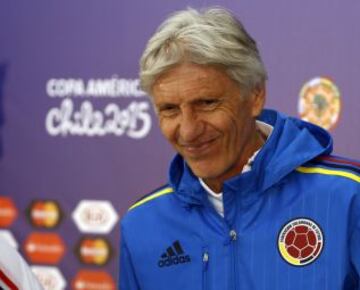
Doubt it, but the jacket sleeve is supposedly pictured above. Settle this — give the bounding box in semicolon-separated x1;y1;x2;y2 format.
119;223;141;290
350;193;360;284
350;226;360;267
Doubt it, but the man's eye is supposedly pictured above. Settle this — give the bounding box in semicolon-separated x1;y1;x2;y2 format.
199;99;219;109
161;105;177;111
158;105;178;116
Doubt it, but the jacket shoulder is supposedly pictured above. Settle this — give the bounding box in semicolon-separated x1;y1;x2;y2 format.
121;184;176;234
127;184;174;212
297;155;360;184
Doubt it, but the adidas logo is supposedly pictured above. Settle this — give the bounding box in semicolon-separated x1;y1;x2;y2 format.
158;240;191;268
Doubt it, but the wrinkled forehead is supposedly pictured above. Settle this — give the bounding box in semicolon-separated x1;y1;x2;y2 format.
151;63;236;95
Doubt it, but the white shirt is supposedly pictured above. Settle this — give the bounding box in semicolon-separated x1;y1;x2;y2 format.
0;238;44;290
199;121;273;217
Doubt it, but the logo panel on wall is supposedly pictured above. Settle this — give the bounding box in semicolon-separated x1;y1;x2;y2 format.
45;77;152;139
31;266;66;290
0;196;18;228
72;270;115;290
72;200;118;234
24;233;66;264
298;77;341;131
76;237;112;266
0;230;18;249
27;200;63;229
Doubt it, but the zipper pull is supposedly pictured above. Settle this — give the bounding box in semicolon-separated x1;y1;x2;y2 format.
229;229;237;241
202;251;209;271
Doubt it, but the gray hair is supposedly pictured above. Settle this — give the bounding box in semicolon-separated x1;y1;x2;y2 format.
140;7;268;97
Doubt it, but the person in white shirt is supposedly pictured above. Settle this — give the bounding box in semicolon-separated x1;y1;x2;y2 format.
0;237;43;290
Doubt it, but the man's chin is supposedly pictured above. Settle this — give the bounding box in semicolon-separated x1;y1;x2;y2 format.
186;162;220;180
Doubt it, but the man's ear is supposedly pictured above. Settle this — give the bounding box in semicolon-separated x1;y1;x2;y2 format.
251;85;266;117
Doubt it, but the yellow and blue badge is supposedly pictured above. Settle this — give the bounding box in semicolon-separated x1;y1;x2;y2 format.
278;218;324;266
298;77;341;131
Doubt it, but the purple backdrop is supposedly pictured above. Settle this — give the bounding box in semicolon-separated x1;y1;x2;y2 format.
0;1;359;289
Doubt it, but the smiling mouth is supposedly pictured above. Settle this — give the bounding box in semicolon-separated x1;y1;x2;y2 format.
180;138;218;156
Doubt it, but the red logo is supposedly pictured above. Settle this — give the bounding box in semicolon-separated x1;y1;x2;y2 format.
76;237;112;266
72;270;115;290
24;233;66;264
27;200;62;228
0;196;18;228
278;218;324;266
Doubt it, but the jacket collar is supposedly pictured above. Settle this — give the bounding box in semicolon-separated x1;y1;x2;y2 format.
168;109;333;206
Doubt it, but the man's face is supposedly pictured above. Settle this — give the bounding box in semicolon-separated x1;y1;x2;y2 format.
152;63;264;188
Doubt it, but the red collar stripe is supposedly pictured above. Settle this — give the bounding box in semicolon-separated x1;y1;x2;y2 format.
0;270;19;290
318;156;360;167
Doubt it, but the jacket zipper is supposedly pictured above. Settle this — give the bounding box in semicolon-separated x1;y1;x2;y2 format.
229;229;237;290
202;249;209;290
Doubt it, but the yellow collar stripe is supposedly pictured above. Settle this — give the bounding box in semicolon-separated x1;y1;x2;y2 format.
129;187;174;211
296;166;360;183
130;166;360;211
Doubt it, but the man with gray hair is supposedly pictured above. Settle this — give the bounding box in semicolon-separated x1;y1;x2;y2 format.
120;7;360;290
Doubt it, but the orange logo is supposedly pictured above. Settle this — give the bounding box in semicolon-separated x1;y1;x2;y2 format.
0;196;18;228
72;270;115;290
24;233;66;264
298;77;341;131
76;237;112;266
27;200;62;228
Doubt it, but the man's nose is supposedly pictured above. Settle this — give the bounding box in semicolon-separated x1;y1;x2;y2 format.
178;108;204;143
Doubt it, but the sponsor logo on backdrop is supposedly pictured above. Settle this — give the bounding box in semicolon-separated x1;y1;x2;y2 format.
0;196;18;228
72;270;115;290
0;230;18;249
27;200;63;229
76;237;112;266
24;233;66;264
298;77;341;130
31;266;66;290
72;200;118;234
45;77;151;138
278;218;324;266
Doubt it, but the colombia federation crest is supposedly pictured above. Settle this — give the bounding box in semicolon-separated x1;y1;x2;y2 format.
278;218;324;266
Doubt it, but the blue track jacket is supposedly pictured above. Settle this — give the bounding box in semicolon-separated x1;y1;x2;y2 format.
120;109;360;290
